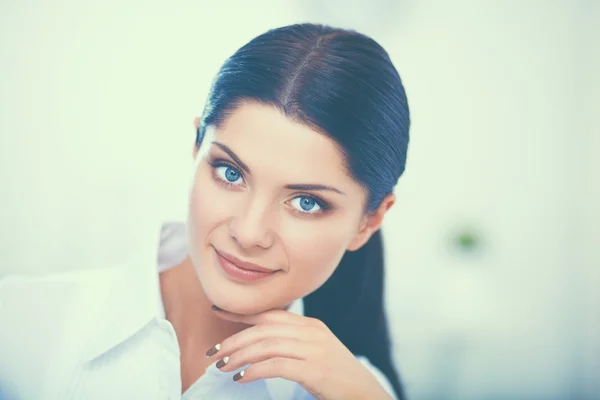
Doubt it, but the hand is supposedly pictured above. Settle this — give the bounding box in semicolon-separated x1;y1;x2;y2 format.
205;307;394;400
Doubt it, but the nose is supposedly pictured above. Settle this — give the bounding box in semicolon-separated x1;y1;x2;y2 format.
228;196;275;250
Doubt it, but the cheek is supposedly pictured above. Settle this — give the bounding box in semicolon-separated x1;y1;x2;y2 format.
281;217;356;292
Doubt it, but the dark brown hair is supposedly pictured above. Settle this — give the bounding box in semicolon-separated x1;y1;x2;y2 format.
196;23;410;399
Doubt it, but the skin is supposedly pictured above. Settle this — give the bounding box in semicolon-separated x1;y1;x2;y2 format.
160;101;395;399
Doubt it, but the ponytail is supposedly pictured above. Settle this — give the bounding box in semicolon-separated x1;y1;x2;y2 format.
303;230;405;400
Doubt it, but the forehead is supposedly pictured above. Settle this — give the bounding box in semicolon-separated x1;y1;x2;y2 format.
209;102;353;185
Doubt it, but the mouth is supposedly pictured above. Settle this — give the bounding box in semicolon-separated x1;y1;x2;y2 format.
213;248;280;283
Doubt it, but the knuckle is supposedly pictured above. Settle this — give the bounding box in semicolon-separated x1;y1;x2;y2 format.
309;342;328;358
270;357;289;373
305;323;330;341
310;325;329;340
252;323;276;340
220;337;235;352
308;317;327;329
254;324;270;334
263;337;285;350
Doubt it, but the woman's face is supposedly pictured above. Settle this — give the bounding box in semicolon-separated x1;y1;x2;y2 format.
187;102;379;314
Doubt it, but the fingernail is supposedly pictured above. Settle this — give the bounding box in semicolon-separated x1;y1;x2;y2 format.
211;305;222;311
216;356;229;369
233;370;245;381
206;343;220;357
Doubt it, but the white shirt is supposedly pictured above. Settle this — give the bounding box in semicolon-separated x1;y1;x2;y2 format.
0;222;396;399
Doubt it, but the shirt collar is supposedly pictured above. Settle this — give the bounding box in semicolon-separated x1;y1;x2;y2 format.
82;221;305;363
82;222;164;363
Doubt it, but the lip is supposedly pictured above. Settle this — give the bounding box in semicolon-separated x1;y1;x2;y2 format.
214;248;279;282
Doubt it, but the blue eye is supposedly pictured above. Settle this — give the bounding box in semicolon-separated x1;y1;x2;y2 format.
290;196;322;214
224;167;240;182
215;165;243;185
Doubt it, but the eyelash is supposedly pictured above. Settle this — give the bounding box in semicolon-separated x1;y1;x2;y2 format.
208;158;245;189
207;157;332;217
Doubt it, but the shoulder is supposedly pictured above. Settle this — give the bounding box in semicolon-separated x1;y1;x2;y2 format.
0;219;170;359
0;266;117;287
0;267;120;310
0;267;120;349
0;267;118;315
0;268;120;398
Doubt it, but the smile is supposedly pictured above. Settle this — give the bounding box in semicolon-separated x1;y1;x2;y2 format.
213;248;280;283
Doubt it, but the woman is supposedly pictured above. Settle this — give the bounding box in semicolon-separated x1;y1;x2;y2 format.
0;23;410;399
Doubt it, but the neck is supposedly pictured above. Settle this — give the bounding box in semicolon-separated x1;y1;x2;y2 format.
159;257;247;358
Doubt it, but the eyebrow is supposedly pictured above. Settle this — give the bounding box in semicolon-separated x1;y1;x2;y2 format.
211;141;347;196
284;184;346;196
211;142;250;174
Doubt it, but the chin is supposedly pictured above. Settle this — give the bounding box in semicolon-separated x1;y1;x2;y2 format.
198;277;269;314
210;293;273;315
197;256;287;315
207;281;296;315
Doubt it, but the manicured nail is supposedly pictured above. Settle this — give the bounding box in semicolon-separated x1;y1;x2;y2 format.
211;305;222;311
216;356;229;369
206;343;220;357
233;370;245;381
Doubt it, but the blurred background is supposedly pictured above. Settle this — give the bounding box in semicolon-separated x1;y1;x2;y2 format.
1;0;598;399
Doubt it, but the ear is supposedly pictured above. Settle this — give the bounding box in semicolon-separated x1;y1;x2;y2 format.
347;193;396;251
192;117;201;159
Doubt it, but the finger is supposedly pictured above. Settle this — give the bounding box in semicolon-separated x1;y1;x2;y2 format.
193;117;200;130
208;323;319;360
234;357;323;391
212;306;323;327
217;337;317;373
